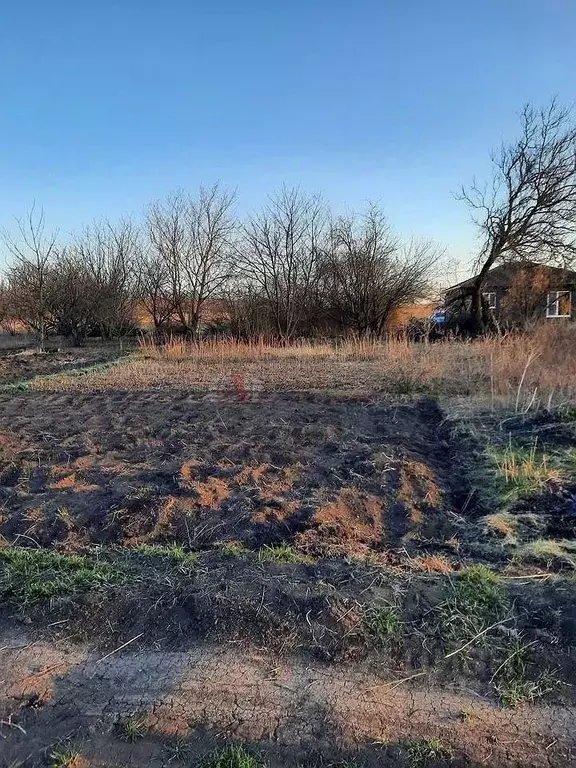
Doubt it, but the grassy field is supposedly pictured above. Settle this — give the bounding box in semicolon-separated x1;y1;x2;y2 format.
0;326;575;767
20;324;575;408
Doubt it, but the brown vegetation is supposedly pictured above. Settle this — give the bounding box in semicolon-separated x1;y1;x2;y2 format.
28;325;576;412
296;488;385;556
0;190;442;346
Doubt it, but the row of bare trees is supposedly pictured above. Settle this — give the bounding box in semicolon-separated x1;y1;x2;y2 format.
0;188;442;346
1;209;139;347
5;98;573;345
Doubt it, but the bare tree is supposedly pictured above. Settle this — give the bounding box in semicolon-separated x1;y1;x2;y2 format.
222;283;273;338
76;218;139;338
1;204;57;350
459;101;576;333
239;187;327;340
135;248;176;331
0;279;19;335
320;205;441;335
147;184;236;335
45;248;98;345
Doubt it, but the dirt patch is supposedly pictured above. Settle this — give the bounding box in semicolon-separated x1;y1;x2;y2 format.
398;460;442;525
1;634;574;767
413;554;454;573
0;392;466;558
296;488;384;556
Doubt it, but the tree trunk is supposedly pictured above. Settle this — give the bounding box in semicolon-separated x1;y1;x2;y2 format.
470;278;485;335
39;318;46;352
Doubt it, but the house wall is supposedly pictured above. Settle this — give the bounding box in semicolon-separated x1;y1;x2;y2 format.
487;282;576;323
445;265;576;326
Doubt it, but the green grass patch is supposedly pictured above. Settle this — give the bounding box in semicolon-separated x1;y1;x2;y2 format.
198;745;264;768
0;547;122;604
0;357;135;393
553;404;576;423
257;544;311;564
494;668;559;707
61;361;124;378
221;542;251;558
515;539;576;570
131;543;198;573
491;641;559;706
48;744;82;768
489;443;576;504
163;739;194;763
0;380;31;392
453;565;504;615
363;605;403;640
489;445;556;501
436;565;507;647
115;712;149;742
404;738;453;766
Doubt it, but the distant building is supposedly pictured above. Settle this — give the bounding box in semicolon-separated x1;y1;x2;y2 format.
444;262;576;325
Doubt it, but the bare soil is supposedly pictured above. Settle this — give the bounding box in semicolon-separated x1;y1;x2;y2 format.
0;391;467;557
1;385;575;767
1;632;575;768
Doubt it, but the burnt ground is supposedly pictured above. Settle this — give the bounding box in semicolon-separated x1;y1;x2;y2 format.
0;390;575;766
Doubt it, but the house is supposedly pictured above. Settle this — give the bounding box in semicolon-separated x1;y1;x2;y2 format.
444;262;576;326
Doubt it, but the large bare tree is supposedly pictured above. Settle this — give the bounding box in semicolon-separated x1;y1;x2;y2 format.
1;204;58;350
239;187;327;339
460;101;576;332
146;184;236;335
45;248;98;345
320;205;441;335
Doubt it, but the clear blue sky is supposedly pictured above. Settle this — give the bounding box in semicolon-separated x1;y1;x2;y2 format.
1;0;575;273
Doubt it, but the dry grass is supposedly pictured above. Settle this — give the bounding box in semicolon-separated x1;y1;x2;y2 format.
517;539;576;569
138;335;383;361
484;514;516;538
490;445;560;501
30;324;576;407
413;554;454;573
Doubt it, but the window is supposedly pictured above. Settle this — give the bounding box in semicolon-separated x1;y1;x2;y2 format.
546;291;572;318
483;291;497;309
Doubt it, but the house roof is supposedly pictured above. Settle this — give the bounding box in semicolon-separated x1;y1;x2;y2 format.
445;261;576;293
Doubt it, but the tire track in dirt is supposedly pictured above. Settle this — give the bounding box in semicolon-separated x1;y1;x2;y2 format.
1;635;574;767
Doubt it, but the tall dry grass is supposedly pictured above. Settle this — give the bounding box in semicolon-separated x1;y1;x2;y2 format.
138;335;383;362
33;324;576;408
379;323;576;407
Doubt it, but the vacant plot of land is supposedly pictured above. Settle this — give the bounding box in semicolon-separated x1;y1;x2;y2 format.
0;337;575;767
0;391;464;557
28;326;576;406
2;634;574;768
